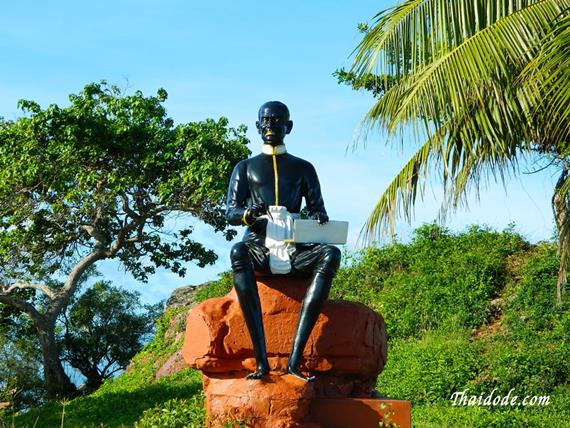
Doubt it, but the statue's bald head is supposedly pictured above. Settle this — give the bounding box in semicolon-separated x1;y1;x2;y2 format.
258;101;290;122
256;101;293;145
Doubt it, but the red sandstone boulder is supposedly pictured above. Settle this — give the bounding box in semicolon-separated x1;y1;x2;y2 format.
203;374;318;428
182;276;387;381
202;373;411;428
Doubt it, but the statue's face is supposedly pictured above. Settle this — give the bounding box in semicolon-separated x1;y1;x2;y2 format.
256;102;293;145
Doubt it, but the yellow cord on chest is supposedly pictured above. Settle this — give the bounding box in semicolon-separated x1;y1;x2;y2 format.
262;144;286;207
272;154;279;206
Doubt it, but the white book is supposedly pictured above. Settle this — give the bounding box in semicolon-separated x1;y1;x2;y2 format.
288;220;349;244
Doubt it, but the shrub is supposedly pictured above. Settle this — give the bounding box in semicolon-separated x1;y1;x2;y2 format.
377;330;481;404
333;224;529;339
196;272;233;302
504;242;570;341
134;395;206;428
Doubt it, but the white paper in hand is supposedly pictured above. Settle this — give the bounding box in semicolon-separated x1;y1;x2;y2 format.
291;220;348;244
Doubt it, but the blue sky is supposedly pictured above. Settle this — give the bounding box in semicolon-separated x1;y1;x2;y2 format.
0;1;557;303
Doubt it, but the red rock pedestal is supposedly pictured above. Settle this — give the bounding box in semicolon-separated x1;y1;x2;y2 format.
182;275;408;427
203;374;316;428
310;398;411;428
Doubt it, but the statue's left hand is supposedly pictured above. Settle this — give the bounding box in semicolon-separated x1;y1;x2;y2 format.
311;211;329;225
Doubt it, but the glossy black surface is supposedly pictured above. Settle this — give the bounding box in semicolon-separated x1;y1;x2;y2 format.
226;101;340;381
226;152;326;243
256;101;292;145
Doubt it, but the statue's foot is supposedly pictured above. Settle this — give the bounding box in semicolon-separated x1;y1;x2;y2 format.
246;365;270;380
286;365;315;382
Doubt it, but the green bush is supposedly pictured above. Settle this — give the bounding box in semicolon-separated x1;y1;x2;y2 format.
413;398;570;428
333;224;529;339
377;330;481;404
134;395;205;428
195;272;233;302
468;338;570;395
504;243;570;341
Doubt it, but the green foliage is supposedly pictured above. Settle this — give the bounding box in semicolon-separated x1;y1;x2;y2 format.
412;387;570;428
0;333;44;412
6;369;204;428
0;81;250;283
335;225;569;425
504;243;570;339
0;304;44;411
377;330;481;403
333;224;528;338
195;272;233;303
333;68;397;98
58;281;164;392
467;242;570;396
135;395;206;428
471;338;570;395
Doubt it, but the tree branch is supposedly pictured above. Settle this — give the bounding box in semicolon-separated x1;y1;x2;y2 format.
51;250;107;317
100;356;118;377
120;192;140;220
1;281;56;300
0;293;42;321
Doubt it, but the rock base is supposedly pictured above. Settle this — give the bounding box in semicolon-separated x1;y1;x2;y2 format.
182;276;387;379
203;374;316;428
183;275;396;427
203;373;411;428
310;397;411;428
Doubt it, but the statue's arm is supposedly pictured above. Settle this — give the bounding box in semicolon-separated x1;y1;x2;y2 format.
303;162;327;218
225;161;250;226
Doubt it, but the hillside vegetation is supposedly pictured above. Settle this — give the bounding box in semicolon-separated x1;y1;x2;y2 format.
3;224;569;427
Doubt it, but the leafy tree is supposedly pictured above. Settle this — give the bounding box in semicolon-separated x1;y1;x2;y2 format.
0;315;44;411
0;82;250;398
59;281;163;393
342;0;570;301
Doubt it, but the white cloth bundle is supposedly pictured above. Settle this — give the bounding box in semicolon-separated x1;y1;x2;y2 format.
264;206;298;274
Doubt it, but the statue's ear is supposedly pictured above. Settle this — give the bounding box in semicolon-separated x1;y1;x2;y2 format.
286;120;293;134
255;120;262;134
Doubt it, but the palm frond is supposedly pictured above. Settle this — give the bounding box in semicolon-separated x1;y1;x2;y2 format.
353;0;555;77
360;132;440;242
521;11;570;147
362;82;525;241
367;0;566;138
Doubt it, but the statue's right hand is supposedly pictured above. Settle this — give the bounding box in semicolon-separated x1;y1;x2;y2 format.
248;202;269;220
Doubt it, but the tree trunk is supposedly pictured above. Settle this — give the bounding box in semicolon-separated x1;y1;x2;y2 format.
553;166;569;305
82;371;105;395
35;318;77;399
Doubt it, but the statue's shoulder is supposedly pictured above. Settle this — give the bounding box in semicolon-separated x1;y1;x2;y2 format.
284;153;316;173
242;153;266;168
235;154;262;169
284;153;313;167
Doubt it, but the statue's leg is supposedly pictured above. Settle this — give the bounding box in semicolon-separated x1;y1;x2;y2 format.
287;245;341;381
230;241;270;380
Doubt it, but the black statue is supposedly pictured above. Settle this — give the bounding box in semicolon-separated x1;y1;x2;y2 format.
226;101;341;381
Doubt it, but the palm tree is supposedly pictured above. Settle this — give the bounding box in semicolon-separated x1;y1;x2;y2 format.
350;0;570;302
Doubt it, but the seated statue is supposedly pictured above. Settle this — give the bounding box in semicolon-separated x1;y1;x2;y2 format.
226;101;341;381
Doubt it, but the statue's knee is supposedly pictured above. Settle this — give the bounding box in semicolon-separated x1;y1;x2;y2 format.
230;242;252;272
322;245;341;270
230;242;249;262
